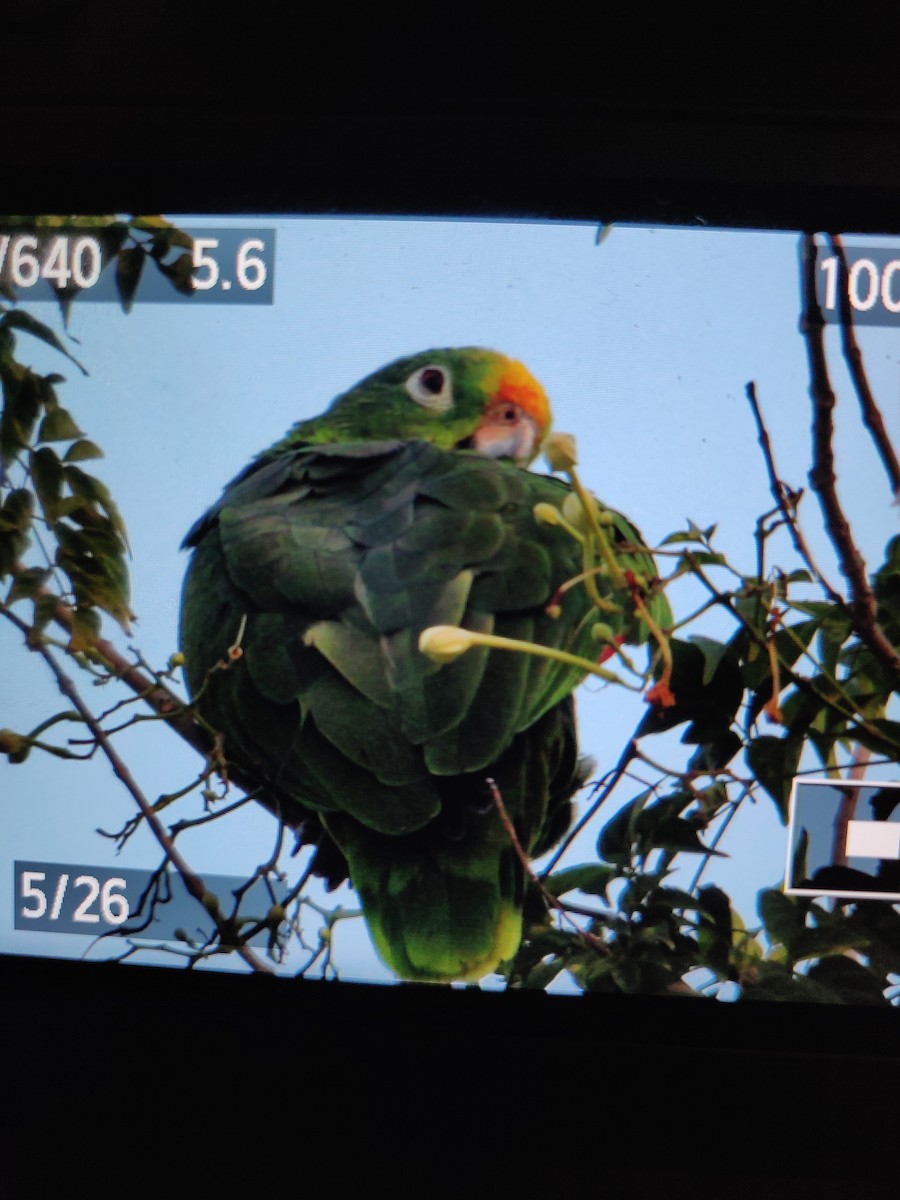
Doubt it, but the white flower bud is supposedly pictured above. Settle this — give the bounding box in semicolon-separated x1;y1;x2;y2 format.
418;625;478;663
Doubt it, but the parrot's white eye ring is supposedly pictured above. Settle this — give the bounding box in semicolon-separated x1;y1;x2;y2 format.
405;364;454;414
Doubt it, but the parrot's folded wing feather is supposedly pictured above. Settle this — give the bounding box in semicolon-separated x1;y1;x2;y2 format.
181;440;595;818
180;437;659;979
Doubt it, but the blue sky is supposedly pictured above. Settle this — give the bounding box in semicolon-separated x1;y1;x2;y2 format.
2;216;898;986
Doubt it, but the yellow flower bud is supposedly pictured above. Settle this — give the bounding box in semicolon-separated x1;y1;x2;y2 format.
543;432;578;472
0;729;27;761
532;502;562;525
562;491;600;532
591;622;615;642
418;625;478;663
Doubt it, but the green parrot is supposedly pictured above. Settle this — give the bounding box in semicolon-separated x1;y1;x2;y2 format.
179;348;667;982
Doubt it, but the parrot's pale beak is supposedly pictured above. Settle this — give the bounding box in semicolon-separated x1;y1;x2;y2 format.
469;402;541;463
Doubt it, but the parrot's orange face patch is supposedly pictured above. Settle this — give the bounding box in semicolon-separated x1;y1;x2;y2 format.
494;358;551;436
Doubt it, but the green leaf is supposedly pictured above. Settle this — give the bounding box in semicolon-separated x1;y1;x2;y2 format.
847;904;900;978
746;735;802;821
743;961;837;1003
687;730;743;771
661;531;702;545
544;864;616;898
115;245;145;314
1;488;35;532
742;618;819;693
817;613;855;678
695;885;733;977
791;923;870;963
758;888;805;955
156;250;195;295
38;407;83;443
0;310;87;375
678;550;727;568
63;465;129;546
567;953;619;993
688;635;729;686
637;636;745;744
59;542;131;629
6;566;50;604
32;592;58;635
63;439;104;462
638;813;725;856
597;789;652;864
806;956;888;1005
130;215;170;231
130;217;193;251
67;606;101;652
521;959;565;990
849;718;900;758
790;600;842;620
29;446;64;521
0;366;42;465
648;886;707;911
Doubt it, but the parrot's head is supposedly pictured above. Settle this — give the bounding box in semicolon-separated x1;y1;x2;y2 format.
288;348;552;464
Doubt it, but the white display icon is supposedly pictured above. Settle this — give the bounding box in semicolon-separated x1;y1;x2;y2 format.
845;820;900;861
786;777;900;901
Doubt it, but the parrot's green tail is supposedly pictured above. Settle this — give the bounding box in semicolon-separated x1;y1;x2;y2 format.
326;810;526;982
321;702;583;983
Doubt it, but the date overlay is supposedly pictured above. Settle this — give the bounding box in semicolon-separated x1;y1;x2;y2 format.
14;860;287;945
0;227;275;306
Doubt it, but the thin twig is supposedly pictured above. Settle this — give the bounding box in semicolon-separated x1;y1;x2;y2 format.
745;381;843;604
800;234;900;676
828;234;900;501
487;777;608;957
8;563;210;749
831;743;874;868
540;731;640;876
168;792;255;834
4;606;274;975
685;552;900;755
7;562;298;822
687;790;748;895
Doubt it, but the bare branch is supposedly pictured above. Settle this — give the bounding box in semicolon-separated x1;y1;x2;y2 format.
800;234;900;676
539;732;640;876
828;234;900;502
745;381;843;604
7;562;302;824
487;777;608;958
685;552;900;756
3;606;274;975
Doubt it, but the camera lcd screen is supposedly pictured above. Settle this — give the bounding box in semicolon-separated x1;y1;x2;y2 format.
1;214;898;1003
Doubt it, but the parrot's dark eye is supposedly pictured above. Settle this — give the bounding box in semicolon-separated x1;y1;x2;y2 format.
405;364;454;414
421;368;444;394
